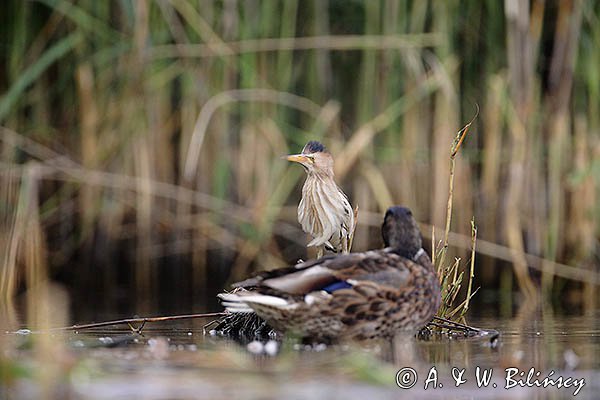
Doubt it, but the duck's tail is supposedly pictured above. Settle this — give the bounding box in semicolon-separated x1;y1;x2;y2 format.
218;290;292;314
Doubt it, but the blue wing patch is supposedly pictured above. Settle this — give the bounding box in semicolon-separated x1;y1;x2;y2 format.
322;280;352;293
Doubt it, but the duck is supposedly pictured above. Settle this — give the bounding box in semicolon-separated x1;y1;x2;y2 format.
218;206;441;341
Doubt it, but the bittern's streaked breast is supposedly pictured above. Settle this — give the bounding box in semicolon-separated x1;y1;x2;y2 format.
286;141;354;256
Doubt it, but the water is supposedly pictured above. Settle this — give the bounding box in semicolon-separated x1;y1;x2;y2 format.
4;308;599;399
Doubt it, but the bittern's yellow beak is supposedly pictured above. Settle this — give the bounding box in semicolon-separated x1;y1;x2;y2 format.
284;154;310;163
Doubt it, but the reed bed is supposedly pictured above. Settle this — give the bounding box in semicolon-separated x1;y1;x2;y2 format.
1;1;599;320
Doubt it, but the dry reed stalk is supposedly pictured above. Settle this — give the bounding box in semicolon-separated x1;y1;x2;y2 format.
356;1;380;126
192;212;208;308
429;1;458;233
175;72;205;301
395;43;427;207
431;225;437;266
436;257;462;319
30;283;70;398
0;166;21;305
275;0;298;91
347;205;359;253
543;116;568;296
379;0;397;114
238;124;256;203
352;178;371;251
134;136;155;312
148;34;442;60
436;109;476;272
18;165;49;327
463;218;477;315
75;63;99;236
454;157;474;247
504;0;538;301
427;96;478;321
254;120;279;206
569;116;597;312
479;75;504;283
312;0;333;99
131;0;155;313
16;311;226;332
541;0;583;295
156;1;191;47
566;116;592;260
134;139;154;312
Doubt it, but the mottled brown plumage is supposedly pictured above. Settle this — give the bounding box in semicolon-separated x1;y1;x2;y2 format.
219;206;441;340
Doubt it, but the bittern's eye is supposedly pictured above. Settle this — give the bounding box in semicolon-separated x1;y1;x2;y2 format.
308;156;315;163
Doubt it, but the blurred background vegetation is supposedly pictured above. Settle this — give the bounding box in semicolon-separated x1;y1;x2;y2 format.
1;0;599;324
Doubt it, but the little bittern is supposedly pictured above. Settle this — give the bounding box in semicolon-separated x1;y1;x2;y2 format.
286;141;354;257
219;206;441;340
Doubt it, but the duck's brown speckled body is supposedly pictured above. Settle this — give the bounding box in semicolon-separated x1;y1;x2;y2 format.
219;206;440;340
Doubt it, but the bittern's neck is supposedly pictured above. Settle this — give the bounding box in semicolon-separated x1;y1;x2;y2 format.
307;169;335;180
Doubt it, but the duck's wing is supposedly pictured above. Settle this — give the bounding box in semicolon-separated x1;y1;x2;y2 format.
233;249;412;296
232;254;338;289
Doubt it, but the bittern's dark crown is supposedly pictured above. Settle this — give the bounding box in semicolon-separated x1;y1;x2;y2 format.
302;141;327;154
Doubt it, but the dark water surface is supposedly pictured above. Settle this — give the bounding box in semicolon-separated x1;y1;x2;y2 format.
4;307;600;399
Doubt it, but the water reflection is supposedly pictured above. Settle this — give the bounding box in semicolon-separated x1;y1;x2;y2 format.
3;303;600;399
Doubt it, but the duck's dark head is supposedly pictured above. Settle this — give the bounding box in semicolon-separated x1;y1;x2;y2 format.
382;206;422;258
